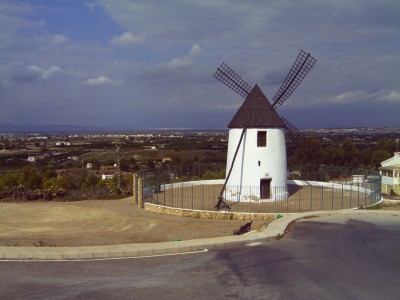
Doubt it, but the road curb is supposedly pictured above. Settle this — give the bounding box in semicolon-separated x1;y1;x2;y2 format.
1;209;398;261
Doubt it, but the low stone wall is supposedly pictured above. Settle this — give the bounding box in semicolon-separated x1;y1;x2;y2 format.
144;203;280;221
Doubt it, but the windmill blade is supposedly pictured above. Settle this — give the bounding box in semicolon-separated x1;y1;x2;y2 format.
281;116;305;143
214;62;252;98
272;50;317;108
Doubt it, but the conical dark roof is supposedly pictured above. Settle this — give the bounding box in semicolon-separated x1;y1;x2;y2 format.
228;84;285;128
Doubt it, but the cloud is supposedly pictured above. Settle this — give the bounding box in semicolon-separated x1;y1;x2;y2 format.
189;44;203;57
380;91;400;102
0;1;43;48
84;2;100;10
22;65;62;80
166;57;192;69
213;103;241;111
0;1;33;14
331;90;367;104
166;44;204;69
50;34;68;45
82;75;122;86
111;31;140;46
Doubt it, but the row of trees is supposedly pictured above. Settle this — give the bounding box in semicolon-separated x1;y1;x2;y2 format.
288;138;396;168
0;166;132;201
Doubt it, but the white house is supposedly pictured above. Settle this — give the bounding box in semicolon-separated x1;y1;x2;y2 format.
224;84;288;201
27;156;36;163
380;152;400;195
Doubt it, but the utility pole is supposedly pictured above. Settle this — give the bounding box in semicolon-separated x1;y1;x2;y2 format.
114;143;122;190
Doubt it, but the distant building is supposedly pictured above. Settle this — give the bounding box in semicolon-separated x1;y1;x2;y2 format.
56;141;71;146
380;152;400;195
142;146;157;150
27;156;36;162
67;156;79;161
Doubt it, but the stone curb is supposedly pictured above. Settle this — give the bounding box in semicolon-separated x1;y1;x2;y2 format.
0;209;398;261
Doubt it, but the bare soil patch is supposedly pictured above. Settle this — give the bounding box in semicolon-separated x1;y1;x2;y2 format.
0;197;268;247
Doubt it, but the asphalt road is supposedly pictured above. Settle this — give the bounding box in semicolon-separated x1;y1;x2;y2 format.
1;213;399;300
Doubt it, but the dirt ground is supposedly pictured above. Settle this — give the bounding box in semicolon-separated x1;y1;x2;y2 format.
0;197;267;247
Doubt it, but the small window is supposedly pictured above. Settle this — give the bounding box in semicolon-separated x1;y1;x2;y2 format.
257;131;267;147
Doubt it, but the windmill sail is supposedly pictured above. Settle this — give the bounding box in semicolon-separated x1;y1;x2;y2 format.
214;51;316;146
213;63;252;98
272;50;316;108
280;116;305;142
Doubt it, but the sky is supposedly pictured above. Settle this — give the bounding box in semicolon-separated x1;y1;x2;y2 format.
0;0;399;130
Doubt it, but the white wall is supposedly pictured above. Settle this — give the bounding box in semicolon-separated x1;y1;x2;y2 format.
225;128;287;200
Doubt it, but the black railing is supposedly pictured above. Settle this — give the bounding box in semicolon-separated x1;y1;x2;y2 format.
136;164;382;213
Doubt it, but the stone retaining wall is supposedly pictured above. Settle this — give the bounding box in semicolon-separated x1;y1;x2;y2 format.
144;203;280;221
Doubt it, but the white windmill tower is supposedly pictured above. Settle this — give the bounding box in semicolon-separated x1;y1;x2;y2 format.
214;50;316;208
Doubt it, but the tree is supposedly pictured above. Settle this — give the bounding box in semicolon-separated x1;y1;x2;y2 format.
376;139;396;153
42;168;57;179
18;166;42;190
289;139;326;166
0;171;18;191
83;173;101;197
65;170;86;199
341;139;359;167
359;148;373;167
42;176;68;190
372;149;391;168
325;147;344;166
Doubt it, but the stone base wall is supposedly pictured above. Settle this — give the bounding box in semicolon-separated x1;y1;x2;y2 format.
144;203;280;220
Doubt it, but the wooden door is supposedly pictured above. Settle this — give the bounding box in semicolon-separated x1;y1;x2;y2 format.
260;178;271;199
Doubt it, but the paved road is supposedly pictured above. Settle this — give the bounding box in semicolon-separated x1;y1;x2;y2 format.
1;213;399;299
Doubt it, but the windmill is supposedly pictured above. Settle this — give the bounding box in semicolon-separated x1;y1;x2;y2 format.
214;50;316;209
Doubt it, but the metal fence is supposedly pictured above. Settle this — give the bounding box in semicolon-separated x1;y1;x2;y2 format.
137;163;226;188
135;164;382;213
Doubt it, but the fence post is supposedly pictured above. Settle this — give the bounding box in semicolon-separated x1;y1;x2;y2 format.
181;182;184;208
364;183;367;208
201;184;204;210
163;182;166;206
298;185;301;211
350;184;352;208
133;174;138;204
321;185;324;210
341;184;344;209
286;187;289;213
171;183;174;207
138;178;143;208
